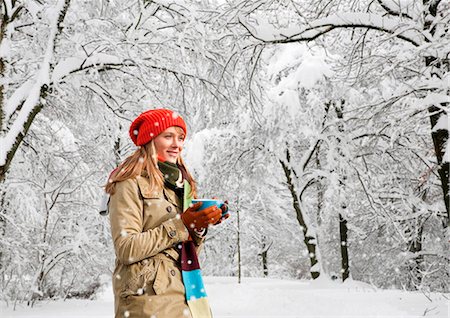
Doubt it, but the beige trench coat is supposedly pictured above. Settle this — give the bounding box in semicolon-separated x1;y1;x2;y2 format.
109;174;204;318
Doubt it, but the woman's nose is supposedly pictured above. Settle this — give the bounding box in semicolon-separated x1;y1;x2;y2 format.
171;137;182;147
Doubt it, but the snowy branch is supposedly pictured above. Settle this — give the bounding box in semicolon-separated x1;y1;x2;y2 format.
0;0;70;175
0;1;25;132
3;79;34;120
50;53;218;88
240;12;431;47
376;0;414;19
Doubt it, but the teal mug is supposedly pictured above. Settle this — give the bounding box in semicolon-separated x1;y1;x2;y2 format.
192;199;229;217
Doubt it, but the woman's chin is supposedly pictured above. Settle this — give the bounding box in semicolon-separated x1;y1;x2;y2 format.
165;157;178;163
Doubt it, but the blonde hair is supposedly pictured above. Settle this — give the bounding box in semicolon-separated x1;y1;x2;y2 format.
105;140;197;197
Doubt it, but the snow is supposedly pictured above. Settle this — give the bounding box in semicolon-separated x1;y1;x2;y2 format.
50;120;78;152
421;93;450;110
3;0;12;15
1;277;448;317
24;0;43;19
0;22;12;59
267;43;333;90
264;43;334;125
184;128;237;182
432;113;449;132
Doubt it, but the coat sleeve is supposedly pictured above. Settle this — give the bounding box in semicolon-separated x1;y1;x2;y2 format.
109;178;189;265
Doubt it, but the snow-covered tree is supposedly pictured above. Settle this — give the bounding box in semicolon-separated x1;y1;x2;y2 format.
206;0;449;289
235;0;449;221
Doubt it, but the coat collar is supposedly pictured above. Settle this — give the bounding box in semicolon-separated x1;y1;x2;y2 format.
163;187;182;208
136;174;181;208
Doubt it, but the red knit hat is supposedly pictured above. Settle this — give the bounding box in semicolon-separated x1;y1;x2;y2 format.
129;109;187;146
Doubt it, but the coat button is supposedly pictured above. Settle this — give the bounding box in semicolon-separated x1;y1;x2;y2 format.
170;269;176;276
168;230;176;238
166;206;173;213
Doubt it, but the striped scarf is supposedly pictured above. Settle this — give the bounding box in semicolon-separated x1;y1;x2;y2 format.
182;180;212;318
181;240;212;317
158;161;212;317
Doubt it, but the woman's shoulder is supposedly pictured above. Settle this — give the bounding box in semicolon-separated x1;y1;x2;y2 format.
112;174;163;199
111;177;140;196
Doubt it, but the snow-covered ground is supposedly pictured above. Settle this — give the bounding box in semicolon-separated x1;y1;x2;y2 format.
2;276;448;317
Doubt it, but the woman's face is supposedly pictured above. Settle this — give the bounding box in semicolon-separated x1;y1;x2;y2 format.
153;126;185;163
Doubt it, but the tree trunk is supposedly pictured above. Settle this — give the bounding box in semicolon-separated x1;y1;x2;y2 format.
407;217;424;290
261;249;268;277
423;0;449;223
114;135;122;166
404;187;428;289
259;235;272;277
339;214;349;281
0;3;7;133
428;103;449;223
0;187;7;272
334;100;350;281
280;148;320;279
237;195;242;284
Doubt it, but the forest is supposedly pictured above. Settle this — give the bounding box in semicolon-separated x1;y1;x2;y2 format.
0;0;448;305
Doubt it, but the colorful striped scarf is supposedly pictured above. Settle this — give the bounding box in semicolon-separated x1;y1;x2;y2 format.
181;241;212;317
182;180;212;318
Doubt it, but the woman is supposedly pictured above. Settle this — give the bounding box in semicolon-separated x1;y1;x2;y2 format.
105;108;227;318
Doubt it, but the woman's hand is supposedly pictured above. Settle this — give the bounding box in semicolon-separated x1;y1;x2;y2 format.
181;202;222;232
214;200;230;225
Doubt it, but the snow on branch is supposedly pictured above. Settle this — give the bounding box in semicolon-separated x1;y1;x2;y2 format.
51;53;123;83
0;0;69;167
420;93;450;110
6;52;216;128
4;54;125;127
240;12;430;47
3;80;34;120
3;0;13;16
52;53;216;87
376;0;414;19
